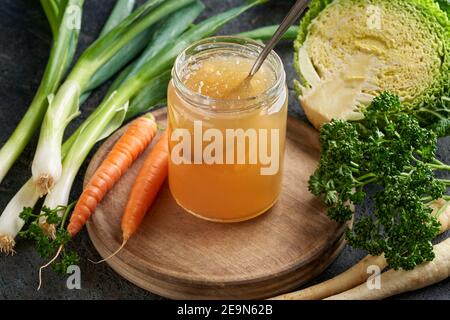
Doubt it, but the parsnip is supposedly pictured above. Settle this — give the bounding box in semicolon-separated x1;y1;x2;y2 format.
270;199;450;300
269;254;387;300
433;199;450;234
325;238;450;300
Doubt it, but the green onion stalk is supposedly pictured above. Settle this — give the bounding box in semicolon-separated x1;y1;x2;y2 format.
40;0;63;37
0;0;83;185
99;0;136;36
38;94;130;237
79;0;206;131
0;0;265;254
0;0;136;254
236;25;298;41
31;0;195;196
0;0;139;186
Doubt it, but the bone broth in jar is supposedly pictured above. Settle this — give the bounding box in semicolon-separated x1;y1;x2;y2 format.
167;36;288;222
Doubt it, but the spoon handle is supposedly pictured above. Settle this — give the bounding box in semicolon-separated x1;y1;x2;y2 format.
249;0;311;76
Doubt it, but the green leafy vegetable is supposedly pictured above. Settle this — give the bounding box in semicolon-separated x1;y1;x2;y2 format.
310;92;450;270
19;204;79;275
294;0;450;129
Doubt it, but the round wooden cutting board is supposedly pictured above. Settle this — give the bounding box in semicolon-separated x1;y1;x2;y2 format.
86;108;346;300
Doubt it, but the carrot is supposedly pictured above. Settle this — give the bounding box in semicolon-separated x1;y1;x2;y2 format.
67;113;158;237
270;199;450;300
122;129;169;241
93;130;168;264
326;237;450;300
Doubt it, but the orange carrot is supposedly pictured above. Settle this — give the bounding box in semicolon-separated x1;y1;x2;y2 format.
92;130;169;264
68;113;158;237
122;130;169;241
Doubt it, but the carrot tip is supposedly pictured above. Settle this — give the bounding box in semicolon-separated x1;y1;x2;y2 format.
89;239;127;264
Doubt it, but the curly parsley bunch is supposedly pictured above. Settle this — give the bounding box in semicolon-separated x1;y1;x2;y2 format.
309;92;450;270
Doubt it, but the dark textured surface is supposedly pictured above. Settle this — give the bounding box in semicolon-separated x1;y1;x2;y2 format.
0;0;448;300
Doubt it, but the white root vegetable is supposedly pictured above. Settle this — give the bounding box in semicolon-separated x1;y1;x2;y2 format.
37;94;127;237
326;238;450;300
0;179;40;254
269;254;387;300
432;199;450;234
37;171;73;239
32;81;80;195
298;50;378;129
270;199;450;300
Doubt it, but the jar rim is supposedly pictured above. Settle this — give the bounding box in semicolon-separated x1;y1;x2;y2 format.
172;36;286;113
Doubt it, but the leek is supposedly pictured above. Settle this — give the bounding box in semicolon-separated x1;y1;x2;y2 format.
0;0;136;253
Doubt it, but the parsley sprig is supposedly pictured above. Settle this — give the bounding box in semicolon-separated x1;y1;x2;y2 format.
310;92;450;270
19;204;79;275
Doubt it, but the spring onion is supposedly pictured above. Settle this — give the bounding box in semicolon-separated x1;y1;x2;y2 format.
38;94;128;236
0;0;83;185
99;0;136;36
31;0;195;195
40;0;63;37
0;0;136;253
237;25;298;41
79;0;140;103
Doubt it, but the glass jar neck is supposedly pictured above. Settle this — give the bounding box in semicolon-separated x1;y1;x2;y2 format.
172;36;286;114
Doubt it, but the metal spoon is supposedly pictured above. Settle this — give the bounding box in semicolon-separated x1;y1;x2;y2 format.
249;0;311;77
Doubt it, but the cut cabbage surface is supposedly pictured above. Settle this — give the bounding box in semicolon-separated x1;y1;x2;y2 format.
294;0;450;129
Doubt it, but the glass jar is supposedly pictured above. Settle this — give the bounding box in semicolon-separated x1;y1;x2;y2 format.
167;36;288;222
